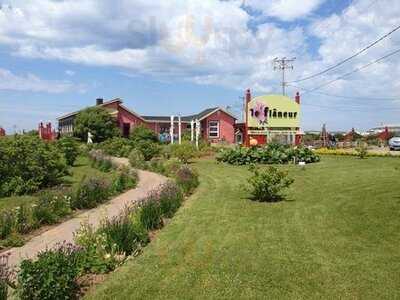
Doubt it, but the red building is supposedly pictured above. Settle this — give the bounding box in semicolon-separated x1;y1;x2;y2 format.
57;98;237;143
0;127;5;137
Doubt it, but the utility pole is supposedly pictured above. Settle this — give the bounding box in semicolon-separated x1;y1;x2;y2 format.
273;57;295;96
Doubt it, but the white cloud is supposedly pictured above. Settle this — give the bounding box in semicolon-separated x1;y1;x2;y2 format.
0;0;400;130
245;0;324;21
65;70;75;76
0;68;84;93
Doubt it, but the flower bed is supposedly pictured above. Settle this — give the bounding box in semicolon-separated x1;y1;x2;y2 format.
314;147;399;157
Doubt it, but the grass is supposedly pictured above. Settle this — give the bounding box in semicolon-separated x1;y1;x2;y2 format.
86;156;400;299
0;156;109;212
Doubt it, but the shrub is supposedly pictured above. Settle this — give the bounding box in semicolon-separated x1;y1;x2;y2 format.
356;144;368;159
216;144;320;165
74;222;119;274
0;135;67;197
17;242;82;300
14;204;35;234
73;107;120;143
0;212;14;240
138;198;163;230
163;158;183;177
158;182;183;218
135;140;161;161
98;213;148;256
146;158;166;174
97;137;134;157
130;125;158;143
168;142;197;163
33;192;72;225
111;168;137;194
72;176;111;209
248;166;294;202
128;149;146;169
57;137;80;166
174;165;199;195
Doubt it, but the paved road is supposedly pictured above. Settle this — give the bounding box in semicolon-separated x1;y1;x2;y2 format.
6;157;167;267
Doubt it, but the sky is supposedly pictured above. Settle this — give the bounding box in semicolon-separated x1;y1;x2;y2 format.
0;0;399;133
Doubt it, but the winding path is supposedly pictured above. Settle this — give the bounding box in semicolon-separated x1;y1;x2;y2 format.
6;157;167;267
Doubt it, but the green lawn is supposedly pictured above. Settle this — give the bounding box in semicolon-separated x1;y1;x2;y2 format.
86;156;400;299
0;156;108;212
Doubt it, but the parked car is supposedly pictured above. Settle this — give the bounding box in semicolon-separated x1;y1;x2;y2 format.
389;137;400;151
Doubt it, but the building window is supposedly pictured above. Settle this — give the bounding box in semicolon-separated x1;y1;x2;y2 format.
208;121;219;138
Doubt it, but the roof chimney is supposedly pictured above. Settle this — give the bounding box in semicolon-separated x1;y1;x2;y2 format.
96;98;104;106
295;92;300;104
245;89;251;104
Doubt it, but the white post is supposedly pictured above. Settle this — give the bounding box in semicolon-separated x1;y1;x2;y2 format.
195;119;200;149
170;115;174;144
178;115;182;145
191;119;195;142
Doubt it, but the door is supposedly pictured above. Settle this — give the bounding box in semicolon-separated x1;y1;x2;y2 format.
123;123;130;138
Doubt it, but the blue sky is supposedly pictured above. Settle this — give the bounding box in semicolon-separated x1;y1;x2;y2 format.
0;0;399;133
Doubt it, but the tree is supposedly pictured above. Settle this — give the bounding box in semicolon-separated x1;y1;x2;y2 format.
74;107;119;143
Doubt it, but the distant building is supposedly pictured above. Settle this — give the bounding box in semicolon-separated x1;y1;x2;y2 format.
367;124;400;135
0;127;5;137
57;98;237;144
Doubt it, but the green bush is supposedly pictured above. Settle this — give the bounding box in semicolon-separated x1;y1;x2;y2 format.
72;177;111;209
356;144;368;159
128;149;146;169
111;168;137;194
33;192;72;225
0;135;67;197
98;213;148;256
138;198;163;230
18;243;82;300
146;158;166;174
130;125;158;143
168;142;197;163
135;140;161;161
73;107;120;143
174;165;199;195
248;166;294;202
216;144;320;165
15;204;35;234
74;222;119;274
97;137;134;157
158;182;183;218
163;158;183;177
57;137;80;166
0;212;13;240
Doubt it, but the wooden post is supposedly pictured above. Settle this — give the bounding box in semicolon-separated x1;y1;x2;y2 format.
170;115;174;144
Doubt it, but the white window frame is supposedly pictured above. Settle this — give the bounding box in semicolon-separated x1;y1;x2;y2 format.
208;120;219;139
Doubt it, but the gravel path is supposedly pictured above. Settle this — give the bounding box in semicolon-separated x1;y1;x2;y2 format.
6;157;167;267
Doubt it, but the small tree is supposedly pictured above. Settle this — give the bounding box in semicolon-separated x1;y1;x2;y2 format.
74;107;119;143
57;137;79;166
355;143;368;159
248;166;294;202
130;125;158;143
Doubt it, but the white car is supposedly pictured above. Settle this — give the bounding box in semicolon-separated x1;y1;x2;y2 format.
389;137;400;151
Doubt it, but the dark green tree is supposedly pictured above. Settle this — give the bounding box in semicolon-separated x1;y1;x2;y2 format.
74;107;119;143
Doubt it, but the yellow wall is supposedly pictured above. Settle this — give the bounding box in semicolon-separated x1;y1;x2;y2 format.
247;94;300;129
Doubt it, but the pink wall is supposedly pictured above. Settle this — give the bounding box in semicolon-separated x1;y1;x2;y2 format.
117;106;146;131
201;110;235;143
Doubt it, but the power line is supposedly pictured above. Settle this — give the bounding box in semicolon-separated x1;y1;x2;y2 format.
288;23;400;84
287;84;400;101
302;47;400;93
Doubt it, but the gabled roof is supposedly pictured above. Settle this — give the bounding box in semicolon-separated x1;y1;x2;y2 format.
142;107;237;123
57;98;123;120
